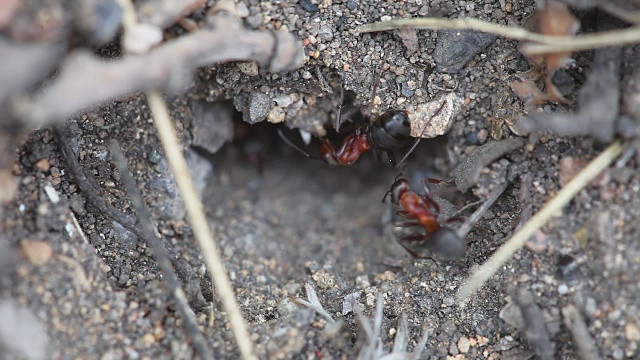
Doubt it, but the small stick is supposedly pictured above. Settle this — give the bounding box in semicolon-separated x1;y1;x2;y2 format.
456;181;509;240
357;18;640;54
458;140;628;304
108;140;213;360
562;304;601;360
54;125;138;232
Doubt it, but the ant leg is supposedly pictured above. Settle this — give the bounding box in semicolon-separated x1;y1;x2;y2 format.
393;221;421;228
396;210;417;219
387;151;398;168
334;83;345;132
399;233;429;243
399;243;426;259
278;129;322;160
420;179;441;213
424;178;454;186
374;149;384;164
445;216;466;224
382;189;391;203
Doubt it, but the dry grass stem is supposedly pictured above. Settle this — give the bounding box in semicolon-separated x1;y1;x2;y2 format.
292;283;335;322
458;140;628;305
357;17;640;54
147;92;257;360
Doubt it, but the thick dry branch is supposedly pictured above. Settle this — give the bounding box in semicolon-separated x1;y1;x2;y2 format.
21;11;304;127
135;0;206;28
0;39;65;106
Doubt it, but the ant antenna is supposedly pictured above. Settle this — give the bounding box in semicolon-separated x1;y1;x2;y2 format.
396;100;448;167
334;85;345;132
278;129;320;160
381;172;405;203
367;71;381;125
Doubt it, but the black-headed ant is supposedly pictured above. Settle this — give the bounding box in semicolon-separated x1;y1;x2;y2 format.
279;73;447;167
384;175;466;259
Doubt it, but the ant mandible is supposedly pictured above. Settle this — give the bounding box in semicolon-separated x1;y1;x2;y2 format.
279;73;448;168
383;175;466;259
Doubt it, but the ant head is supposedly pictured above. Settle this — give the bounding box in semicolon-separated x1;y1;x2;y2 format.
387;178;410;205
380;110;411;138
429;228;466;259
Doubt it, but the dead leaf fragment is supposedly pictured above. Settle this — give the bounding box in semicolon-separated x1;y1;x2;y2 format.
21;240;53;266
510;79;550;106
521;1;580;105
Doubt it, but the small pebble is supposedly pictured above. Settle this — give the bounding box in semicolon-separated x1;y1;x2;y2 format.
557;284;569;295
299;0;319;13
21;240;53;266
457;336;471;353
236;2;250;17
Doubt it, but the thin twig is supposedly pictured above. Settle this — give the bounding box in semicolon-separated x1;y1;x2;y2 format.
456;181;509;240
108;140;212;360
54;124;138;231
357;17;640;54
147;92;257;360
458;140;628;305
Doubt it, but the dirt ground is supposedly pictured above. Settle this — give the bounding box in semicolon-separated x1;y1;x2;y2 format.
2;0;640;359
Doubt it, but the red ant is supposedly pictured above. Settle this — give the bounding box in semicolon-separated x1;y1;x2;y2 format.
279;75;447;167
383;175;466;259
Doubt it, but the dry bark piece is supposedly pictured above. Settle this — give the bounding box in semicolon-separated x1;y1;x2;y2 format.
453;138;526;192
20;12;305;127
0;0;20;29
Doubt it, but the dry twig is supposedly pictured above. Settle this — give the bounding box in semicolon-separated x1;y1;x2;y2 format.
19;10;304;128
357;17;640;54
458;140;628;304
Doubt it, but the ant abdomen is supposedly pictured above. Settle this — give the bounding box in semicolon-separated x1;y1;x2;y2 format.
425;228;466;259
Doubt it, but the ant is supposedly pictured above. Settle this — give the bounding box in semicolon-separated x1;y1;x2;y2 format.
279;73;447;167
383;175;466;259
